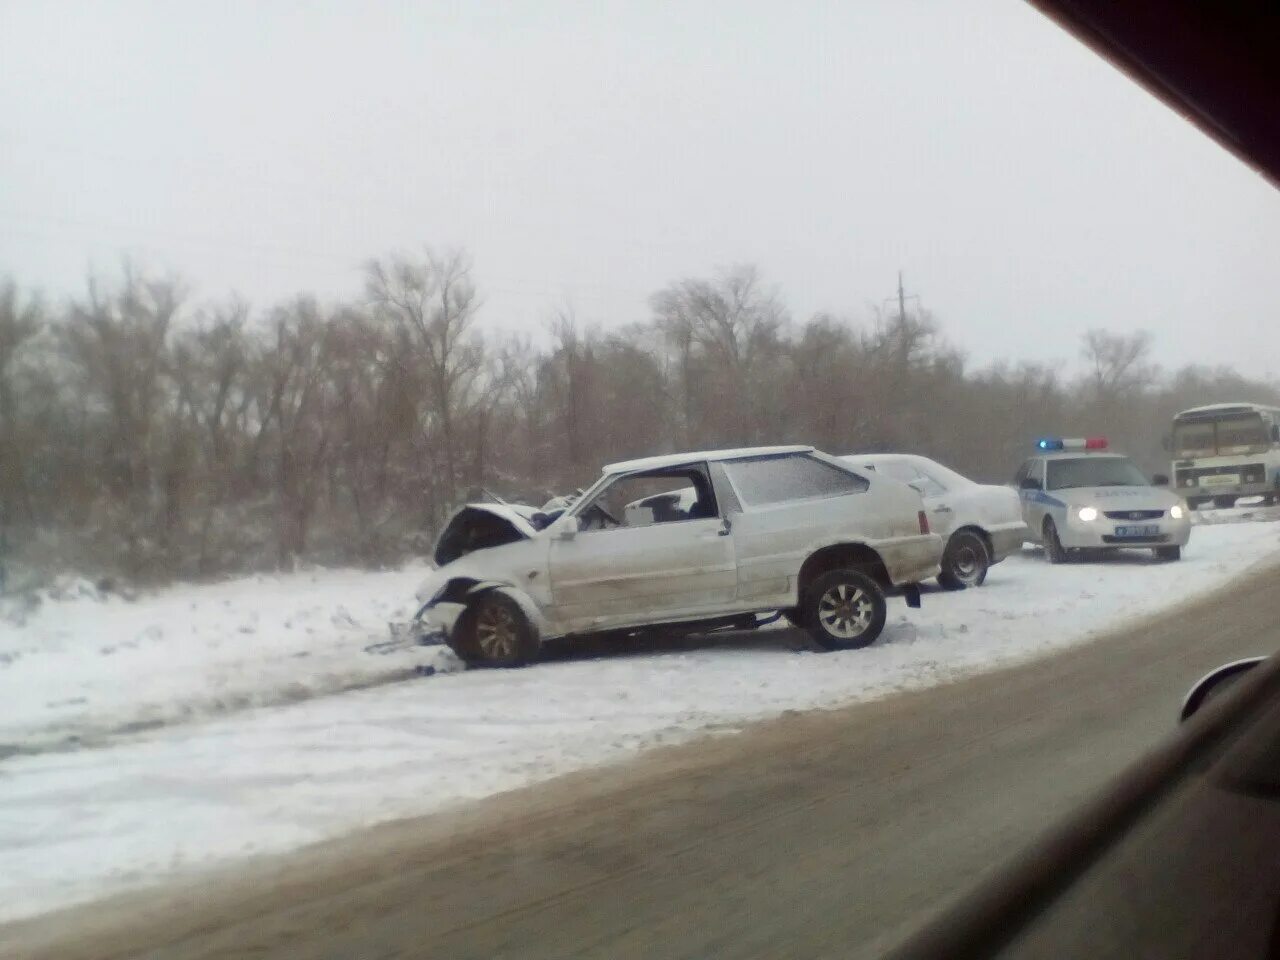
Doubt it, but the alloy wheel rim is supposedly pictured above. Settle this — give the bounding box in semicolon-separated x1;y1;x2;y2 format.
476;605;518;659
818;583;874;639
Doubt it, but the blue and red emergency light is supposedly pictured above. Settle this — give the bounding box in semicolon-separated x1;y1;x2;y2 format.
1036;437;1109;451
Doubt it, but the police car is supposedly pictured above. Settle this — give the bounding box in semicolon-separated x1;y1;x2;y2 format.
1014;438;1191;563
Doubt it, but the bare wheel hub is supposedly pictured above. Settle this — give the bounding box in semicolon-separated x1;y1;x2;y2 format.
953;544;980;579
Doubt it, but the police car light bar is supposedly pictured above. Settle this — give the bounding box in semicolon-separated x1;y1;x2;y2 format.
1036;437;1108;451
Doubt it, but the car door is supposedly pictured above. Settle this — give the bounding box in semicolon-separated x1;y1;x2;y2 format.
548;466;737;633
712;453;875;607
879;459;955;537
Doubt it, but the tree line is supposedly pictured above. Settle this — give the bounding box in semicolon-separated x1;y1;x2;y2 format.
1;254;1275;585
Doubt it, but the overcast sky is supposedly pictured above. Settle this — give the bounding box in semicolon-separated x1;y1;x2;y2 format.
3;0;1279;379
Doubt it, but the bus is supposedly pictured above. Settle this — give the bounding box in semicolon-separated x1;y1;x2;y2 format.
1168;402;1280;509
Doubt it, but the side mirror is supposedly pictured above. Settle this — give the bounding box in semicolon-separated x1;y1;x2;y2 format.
1019;477;1042;491
1153;474;1169;487
555;515;581;540
1180;657;1266;722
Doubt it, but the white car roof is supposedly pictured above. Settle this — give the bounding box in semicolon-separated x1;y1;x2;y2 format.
603;445;814;475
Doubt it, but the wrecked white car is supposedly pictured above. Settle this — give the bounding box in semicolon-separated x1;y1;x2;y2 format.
412;445;943;666
841;453;1028;589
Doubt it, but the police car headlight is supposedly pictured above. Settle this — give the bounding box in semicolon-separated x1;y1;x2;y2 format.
1170;504;1185;520
1077;506;1099;522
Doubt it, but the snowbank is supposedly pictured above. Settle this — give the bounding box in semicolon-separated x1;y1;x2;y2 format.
1;518;1278;924
0;565;456;752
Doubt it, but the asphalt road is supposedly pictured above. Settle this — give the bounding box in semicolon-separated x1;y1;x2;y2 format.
7;559;1279;960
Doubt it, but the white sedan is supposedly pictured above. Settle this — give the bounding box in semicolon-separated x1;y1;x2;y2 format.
842;453;1027;589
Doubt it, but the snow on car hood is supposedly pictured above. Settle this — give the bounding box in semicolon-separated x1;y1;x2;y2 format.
1050;486;1183;511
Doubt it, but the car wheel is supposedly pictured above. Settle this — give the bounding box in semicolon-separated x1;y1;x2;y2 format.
937;530;990;590
802;569;887;651
1043;518;1068;564
1155;545;1182;561
449;591;539;667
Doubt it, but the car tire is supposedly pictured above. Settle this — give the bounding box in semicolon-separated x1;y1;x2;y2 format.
937;530;990;590
1043;518;1068;564
449;591;539;668
1156;545;1182;561
802;569;887;651
1213;495;1236;509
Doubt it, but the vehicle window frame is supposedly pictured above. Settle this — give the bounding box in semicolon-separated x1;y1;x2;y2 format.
707;461;744;515
719;452;869;510
570;463;720;533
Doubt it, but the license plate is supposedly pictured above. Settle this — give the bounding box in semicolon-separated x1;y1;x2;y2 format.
1199;474;1240;488
1114;524;1160;537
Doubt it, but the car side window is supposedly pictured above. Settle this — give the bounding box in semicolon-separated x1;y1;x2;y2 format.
1015;459;1044;489
877;459;945;497
911;470;947;498
1021;458;1046;489
877;460;920;485
577;466;719;531
722;453;868;508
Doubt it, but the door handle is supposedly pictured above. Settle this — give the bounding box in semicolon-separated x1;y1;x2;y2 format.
933;505;953;513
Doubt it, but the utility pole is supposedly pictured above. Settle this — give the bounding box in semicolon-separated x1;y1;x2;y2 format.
884;271;921;346
878;272;923;448
887;270;919;326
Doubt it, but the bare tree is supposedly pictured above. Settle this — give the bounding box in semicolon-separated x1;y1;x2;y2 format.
366;249;485;521
61;267;185;572
0;281;43;539
1082;329;1156;401
5;256;1280;587
651;264;786;444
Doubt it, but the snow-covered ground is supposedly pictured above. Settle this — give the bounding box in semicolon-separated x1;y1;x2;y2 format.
1;516;1278;925
0;565;452;752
